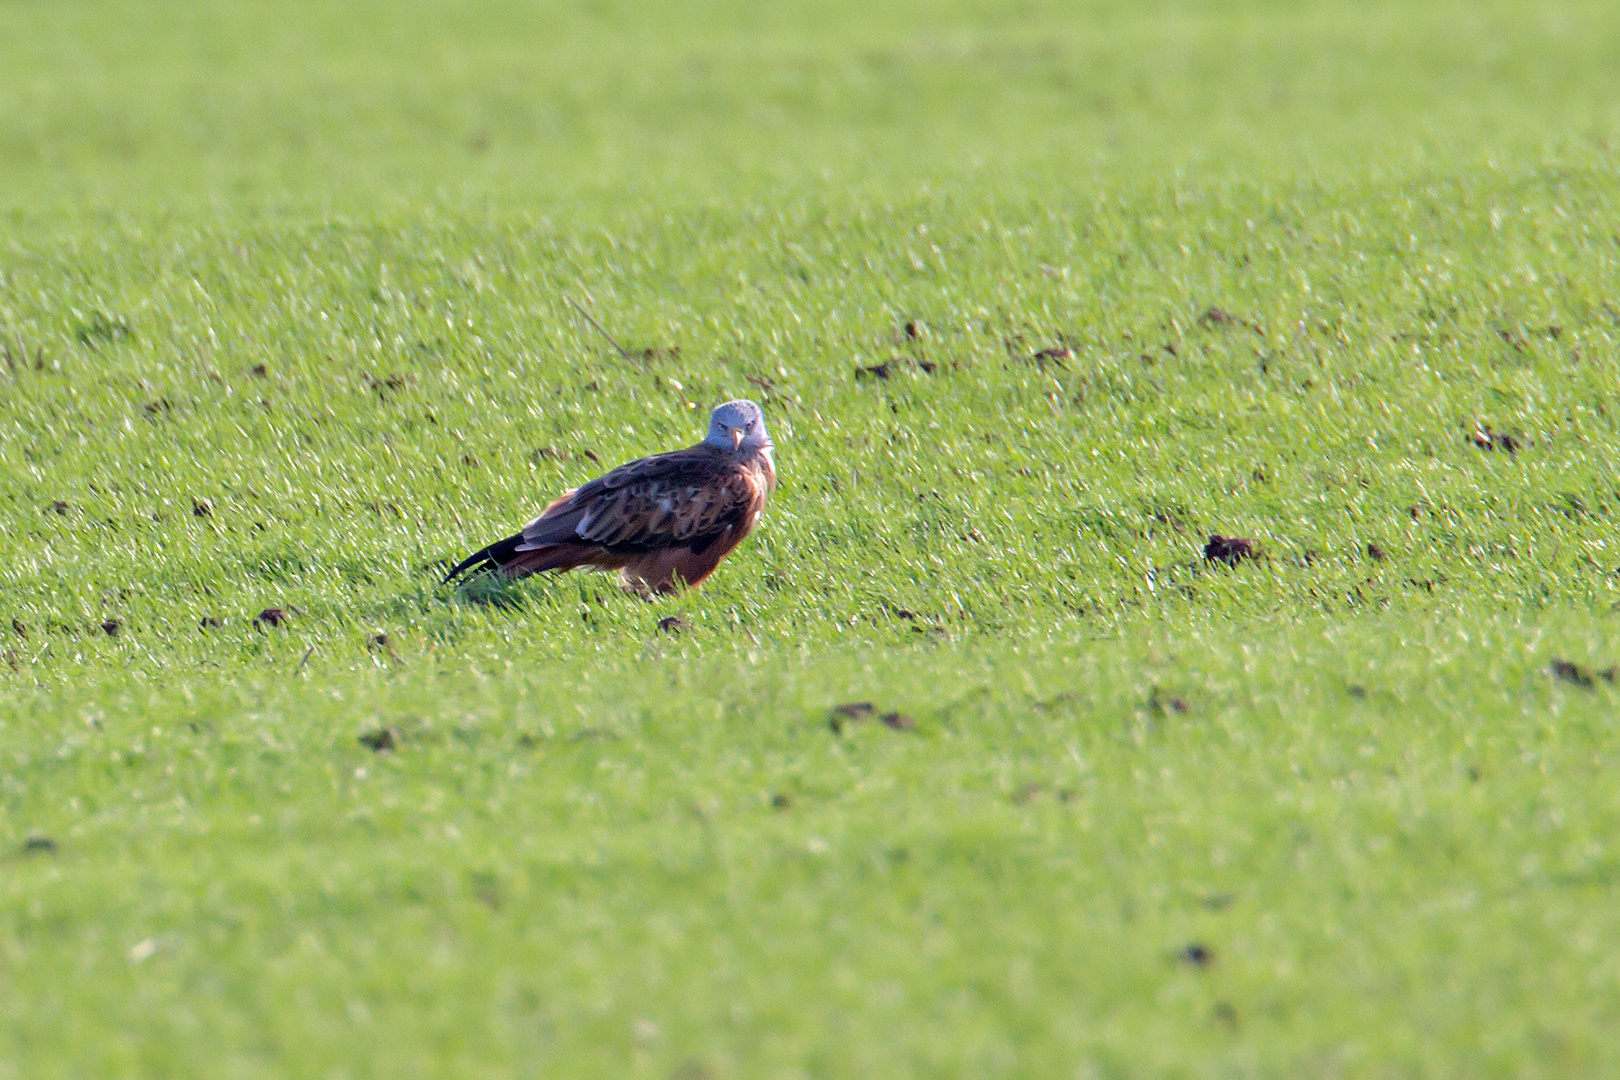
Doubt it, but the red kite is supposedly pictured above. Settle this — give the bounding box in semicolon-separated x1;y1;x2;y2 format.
445;400;776;595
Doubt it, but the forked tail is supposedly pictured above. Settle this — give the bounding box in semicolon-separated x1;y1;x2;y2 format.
442;532;524;584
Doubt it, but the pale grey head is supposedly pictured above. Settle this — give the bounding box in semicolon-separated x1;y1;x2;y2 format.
704;399;772;453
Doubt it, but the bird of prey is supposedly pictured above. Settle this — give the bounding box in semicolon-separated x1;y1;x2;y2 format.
444;399;776;595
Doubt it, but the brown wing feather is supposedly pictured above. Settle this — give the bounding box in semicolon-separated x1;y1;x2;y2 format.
517;444;758;556
445;442;772;594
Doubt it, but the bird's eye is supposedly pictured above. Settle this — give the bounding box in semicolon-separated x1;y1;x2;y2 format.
745;420;755;431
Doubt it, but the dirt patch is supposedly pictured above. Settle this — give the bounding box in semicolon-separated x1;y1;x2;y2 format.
1204;535;1260;566
828;703;914;734
255;607;293;628
1470;423;1521;454
829;702;875;733
1550;659;1615;688
358;727;400;752
364;372;411;396
856;357;936;380
880;711;915;731
1149;689;1189;715
1177;943;1215;968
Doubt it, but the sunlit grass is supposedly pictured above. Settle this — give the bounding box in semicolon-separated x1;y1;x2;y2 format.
2;0;1620;1075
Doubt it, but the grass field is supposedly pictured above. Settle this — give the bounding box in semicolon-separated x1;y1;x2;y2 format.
4;0;1620;1075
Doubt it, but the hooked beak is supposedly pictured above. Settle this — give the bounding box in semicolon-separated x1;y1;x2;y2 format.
730;427;744;451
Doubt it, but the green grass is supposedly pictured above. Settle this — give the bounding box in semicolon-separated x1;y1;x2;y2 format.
3;0;1620;1075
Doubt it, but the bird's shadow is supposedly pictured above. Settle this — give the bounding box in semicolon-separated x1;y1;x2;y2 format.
442;568;657;612
447;571;539;611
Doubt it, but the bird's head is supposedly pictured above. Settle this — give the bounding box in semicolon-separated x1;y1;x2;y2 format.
704;399;772;454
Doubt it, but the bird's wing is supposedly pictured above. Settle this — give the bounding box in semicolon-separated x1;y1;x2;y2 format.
518;445;764;553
